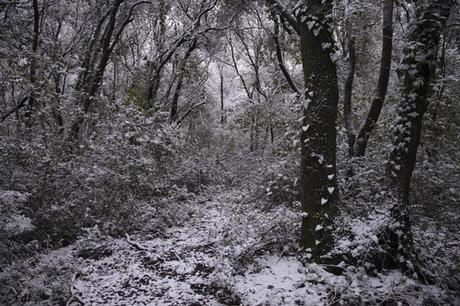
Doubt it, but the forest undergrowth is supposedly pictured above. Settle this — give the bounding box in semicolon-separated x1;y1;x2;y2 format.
1;152;458;305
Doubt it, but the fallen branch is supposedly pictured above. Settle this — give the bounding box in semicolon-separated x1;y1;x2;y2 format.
186;239;219;252
176;101;206;125
66;273;84;306
125;233;147;251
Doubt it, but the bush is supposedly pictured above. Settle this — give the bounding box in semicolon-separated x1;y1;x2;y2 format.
0;105;193;248
258;158;299;208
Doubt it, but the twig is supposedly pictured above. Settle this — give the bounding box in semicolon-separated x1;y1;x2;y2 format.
0;285;17;296
66;273;84;306
176;101;206;125
125;233;147;251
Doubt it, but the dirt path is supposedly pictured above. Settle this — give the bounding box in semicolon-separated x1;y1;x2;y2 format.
67;186;258;305
66;185;327;306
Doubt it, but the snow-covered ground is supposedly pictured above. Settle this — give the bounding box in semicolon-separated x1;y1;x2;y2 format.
2;184;457;305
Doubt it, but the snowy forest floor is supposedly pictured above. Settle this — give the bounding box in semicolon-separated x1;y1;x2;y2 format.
1;157;459;305
1;182;459;305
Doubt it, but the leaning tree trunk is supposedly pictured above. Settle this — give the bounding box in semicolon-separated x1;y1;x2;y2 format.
355;0;394;156
383;0;454;281
68;1;123;140
170;39;197;123
273;18;300;96
298;2;339;259
69;0;148;141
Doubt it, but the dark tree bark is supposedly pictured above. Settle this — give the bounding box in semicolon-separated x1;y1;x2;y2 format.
270;124;274;144
30;0;40;90
24;0;40;123
170;39;197;123
273;18;300;96
69;0;149;140
383;0;454;281
355;0;394;156
76;6;112;92
69;0;124;140
249;115;258;152
146;0;217;109
389;0;453;208
176;101;206;125
268;0;339;259
219;65;225;124
343;36;356;157
298;6;339;259
169;76;182;123
163;61;179;104
146;67;161;106
52;74;64;133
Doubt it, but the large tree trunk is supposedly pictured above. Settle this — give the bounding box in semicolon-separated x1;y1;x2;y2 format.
389;0;452;207
383;0;453;281
355;0;394;156
298;1;339;259
267;0;339;259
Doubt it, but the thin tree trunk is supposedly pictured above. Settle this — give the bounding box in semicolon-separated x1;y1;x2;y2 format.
355;0;394;156
145;0;215;109
52;75;64;133
169;75;183;123
25;0;40;122
343;36;356;157
249;116;255;152
147;67;161;106
69;0;124;140
170;39;197;123
112;54;117;102
220;69;225;124
70;0;151;141
163;63;179;104
273;18;300;95
254;116;259;151
270;123;274;144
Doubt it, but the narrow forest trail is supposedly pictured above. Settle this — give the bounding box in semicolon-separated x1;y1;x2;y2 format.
69;186;246;305
65;182;334;306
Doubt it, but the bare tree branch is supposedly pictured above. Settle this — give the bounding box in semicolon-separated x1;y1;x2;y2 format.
273;18;300;95
265;0;299;33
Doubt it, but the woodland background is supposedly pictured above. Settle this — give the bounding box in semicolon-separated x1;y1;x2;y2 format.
0;0;459;305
